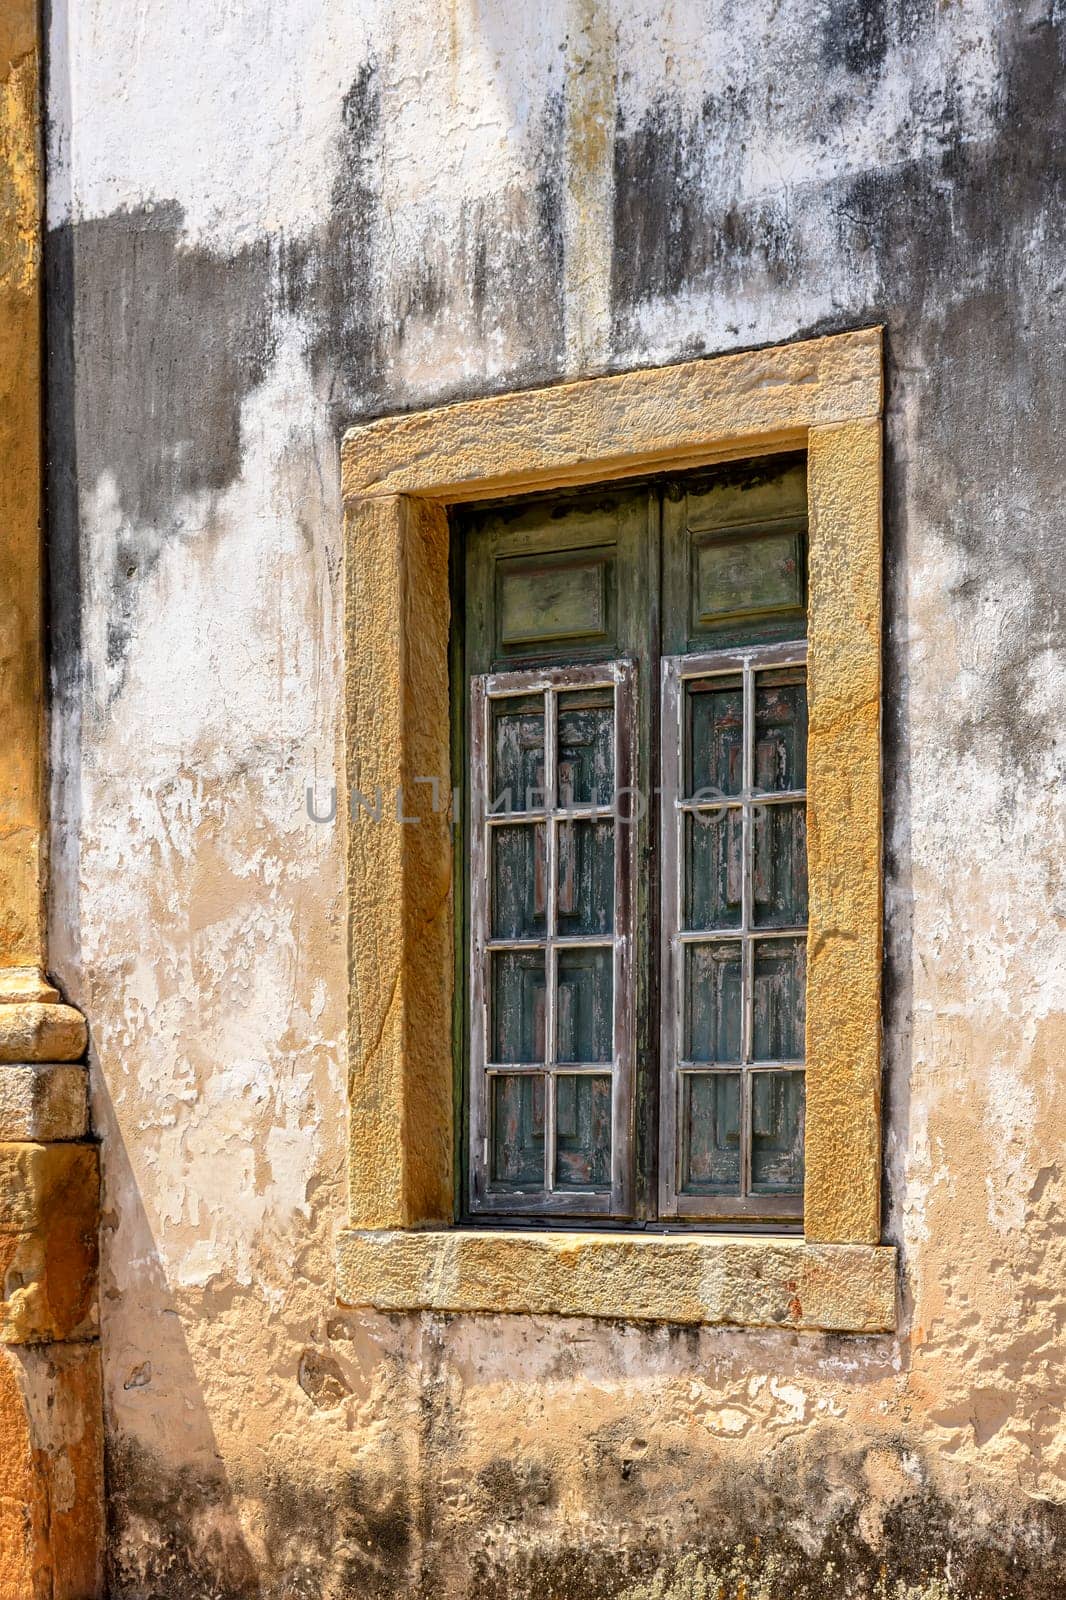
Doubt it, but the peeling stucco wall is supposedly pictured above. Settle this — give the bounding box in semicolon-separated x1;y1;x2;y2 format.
43;1;1064;1596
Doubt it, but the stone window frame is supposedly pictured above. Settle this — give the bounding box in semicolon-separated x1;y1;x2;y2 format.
336;328;896;1333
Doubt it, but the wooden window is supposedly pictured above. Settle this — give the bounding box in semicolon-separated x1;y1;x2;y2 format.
658;644;807;1221
460;453;810;1226
468;664;637;1216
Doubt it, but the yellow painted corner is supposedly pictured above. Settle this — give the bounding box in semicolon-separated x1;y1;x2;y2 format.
0;0;44;974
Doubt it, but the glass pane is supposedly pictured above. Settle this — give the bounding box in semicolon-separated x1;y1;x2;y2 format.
490;1074;545;1189
491;950;546;1064
557;820;614;936
753;671;807;793
491;824;547;939
557;688;614;807
753;803;808;928
557;947;613;1063
681;1072;741;1193
492;695;545;813
685;675;743;799
752;939;806;1061
683;809;742;930
684;942;742;1063
554;1074;612;1189
751;1072;805;1194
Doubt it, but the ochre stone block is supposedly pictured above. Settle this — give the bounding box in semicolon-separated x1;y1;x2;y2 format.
805;419;884;1244
342;328;883;502
0;1342;104;1600
0;1064;88;1141
0;1004;87;1064
337;1230;897;1332
0;970;59;1006
0;0;46;974
0;1144;98;1344
345;495;453;1229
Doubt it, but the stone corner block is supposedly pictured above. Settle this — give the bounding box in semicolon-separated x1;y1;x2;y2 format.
0;1063;89;1141
0;1142;99;1344
0;1003;87;1064
0;1340;105;1599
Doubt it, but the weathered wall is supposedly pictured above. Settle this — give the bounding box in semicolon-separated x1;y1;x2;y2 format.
44;1;1064;1596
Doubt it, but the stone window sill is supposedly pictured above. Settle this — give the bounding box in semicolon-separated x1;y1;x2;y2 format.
336;1228;897;1333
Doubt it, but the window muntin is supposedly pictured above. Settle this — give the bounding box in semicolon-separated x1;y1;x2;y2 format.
659;643;808;1221
468;662;638;1217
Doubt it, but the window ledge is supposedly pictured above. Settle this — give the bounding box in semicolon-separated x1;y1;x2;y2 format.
336;1228;897;1333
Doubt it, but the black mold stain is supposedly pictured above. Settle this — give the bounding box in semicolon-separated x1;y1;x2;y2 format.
456;1463;1066;1600
263;1465;414;1600
283;66;566;432
610;6;1063;783
106;1440;416;1600
475;1456;556;1522
834;9;1065;786
611;87;803;315
44;216;83;839
106;1436;262;1600
44;202;275;699
54;201;275;531
822;0;936;76
823;0;891;77
104;1431;1066;1600
282;62;385;423
43;56;568;713
390;172;567;391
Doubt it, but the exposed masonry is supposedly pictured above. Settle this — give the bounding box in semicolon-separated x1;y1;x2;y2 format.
41;0;1066;1595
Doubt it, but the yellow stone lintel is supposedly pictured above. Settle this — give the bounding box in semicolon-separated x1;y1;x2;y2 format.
337;1230;897;1334
342;328;883;503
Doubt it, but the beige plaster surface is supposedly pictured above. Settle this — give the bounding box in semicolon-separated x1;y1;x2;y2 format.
47;5;1066;1592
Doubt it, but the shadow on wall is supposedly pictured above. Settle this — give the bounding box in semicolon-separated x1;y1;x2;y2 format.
91;1094;264;1599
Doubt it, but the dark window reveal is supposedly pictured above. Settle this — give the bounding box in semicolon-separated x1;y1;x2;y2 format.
458;453;808;1227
